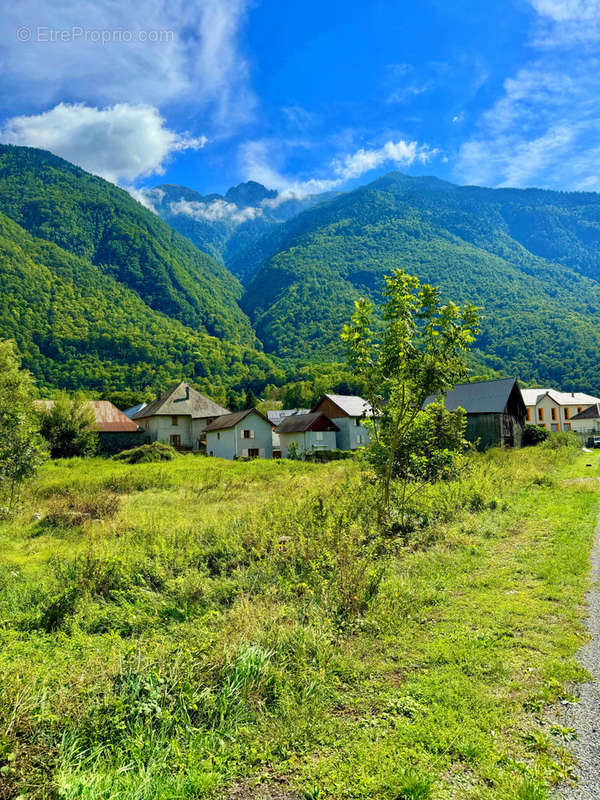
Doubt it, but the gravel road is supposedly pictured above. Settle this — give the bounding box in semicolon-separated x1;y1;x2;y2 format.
560;512;600;799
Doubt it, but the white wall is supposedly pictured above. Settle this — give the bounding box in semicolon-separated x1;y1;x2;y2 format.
139;415;192;447
332;416;370;450
526;398;594;433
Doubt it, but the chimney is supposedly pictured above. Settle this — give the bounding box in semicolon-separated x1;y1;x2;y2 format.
185;384;190;400
571;392;575;398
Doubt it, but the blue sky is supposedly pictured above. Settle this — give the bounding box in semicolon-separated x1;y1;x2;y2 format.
1;0;600;199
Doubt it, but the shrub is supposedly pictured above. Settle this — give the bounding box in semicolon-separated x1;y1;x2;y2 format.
540;431;580;450
523;424;549;446
305;450;355;462
38;393;98;458
113;442;178;464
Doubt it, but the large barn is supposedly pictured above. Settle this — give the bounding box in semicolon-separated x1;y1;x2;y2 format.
425;378;526;450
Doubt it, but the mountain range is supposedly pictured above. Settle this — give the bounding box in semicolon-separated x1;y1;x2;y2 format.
2;143;600;398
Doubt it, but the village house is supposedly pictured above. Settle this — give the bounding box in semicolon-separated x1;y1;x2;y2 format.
520;388;600;433
267;408;310;456
36;400;145;454
203;408;274;459
275;412;339;458
425;377;526;450
132;381;229;451
569;403;600;436
311;394;371;450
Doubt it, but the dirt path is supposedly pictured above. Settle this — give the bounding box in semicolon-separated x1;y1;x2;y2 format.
560;511;600;799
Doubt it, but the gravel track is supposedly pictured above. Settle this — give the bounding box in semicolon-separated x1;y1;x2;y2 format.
560;511;600;799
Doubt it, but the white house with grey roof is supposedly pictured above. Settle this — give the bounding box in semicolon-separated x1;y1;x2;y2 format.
311;394;371;450
132;381;229;450
521;388;600;433
203;408;274;459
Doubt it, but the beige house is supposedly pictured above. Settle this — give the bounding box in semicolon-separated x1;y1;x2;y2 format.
132;382;229;450
521;388;600;433
570;403;600;436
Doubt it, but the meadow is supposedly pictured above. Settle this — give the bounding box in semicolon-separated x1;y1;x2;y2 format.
1;444;599;800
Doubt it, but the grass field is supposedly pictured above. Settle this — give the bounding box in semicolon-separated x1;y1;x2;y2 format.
1;445;599;800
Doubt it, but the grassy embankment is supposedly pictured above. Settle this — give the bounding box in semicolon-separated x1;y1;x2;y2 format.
1;444;599;800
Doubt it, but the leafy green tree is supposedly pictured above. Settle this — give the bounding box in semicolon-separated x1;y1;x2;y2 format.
341;269;480;526
0;340;46;509
39;393;98;458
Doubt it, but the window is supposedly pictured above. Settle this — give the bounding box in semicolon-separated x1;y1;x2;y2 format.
551;424;559;432
538;408;544;422
551;407;557;421
564;423;571;431
357;434;363;444
578;406;583;414
170;434;181;448
247;448;259;458
243;429;254;439
315;431;323;442
171;415;178;426
526;407;531;422
564;407;570;420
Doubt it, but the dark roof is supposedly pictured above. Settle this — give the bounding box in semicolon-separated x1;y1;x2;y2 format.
275;412;340;433
203;408;274;432
312;394;372;417
35;400;140;433
267;408;310;425
424;378;524;414
571;403;600;420
133;381;229;420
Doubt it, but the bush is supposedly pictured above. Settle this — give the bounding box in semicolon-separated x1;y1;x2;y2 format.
523;424;549;447
540;431;580;450
305;450;355;462
39;393;98;458
112;442;178;464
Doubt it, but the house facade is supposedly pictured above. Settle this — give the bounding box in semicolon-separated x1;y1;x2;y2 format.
267;409;310;455
132;382;229;450
570;403;600;436
204;409;274;459
275;412;339;458
425;377;526;450
521;388;600;433
311;394;371;451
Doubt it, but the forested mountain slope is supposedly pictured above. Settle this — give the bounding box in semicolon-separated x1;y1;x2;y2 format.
0;211;279;398
241;173;600;394
0;145;254;345
149;180;336;280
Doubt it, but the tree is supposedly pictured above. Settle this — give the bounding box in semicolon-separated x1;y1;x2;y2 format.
341;269;480;527
39;393;98;458
0;340;46;509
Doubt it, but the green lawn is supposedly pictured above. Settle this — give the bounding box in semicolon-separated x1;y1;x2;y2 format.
1;446;598;800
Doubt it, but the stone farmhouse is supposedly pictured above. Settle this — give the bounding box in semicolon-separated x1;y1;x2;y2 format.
132;382;229;451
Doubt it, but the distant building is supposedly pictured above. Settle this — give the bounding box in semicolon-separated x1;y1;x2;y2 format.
275;412;339;458
311;394;371;450
132;381;229;450
570;403;600;436
36;399;145;454
521;388;600;433
204;409;274;459
267;408;309;453
425;377;526;450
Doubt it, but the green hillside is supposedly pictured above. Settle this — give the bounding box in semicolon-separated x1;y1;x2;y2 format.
0;145;253;345
0;211;278;398
242;173;600;394
151;181;337;281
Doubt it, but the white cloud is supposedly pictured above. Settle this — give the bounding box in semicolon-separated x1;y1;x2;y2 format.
240;137;438;199
456;3;600;189
169;197;264;223
0;103;205;183
0;0;254;126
